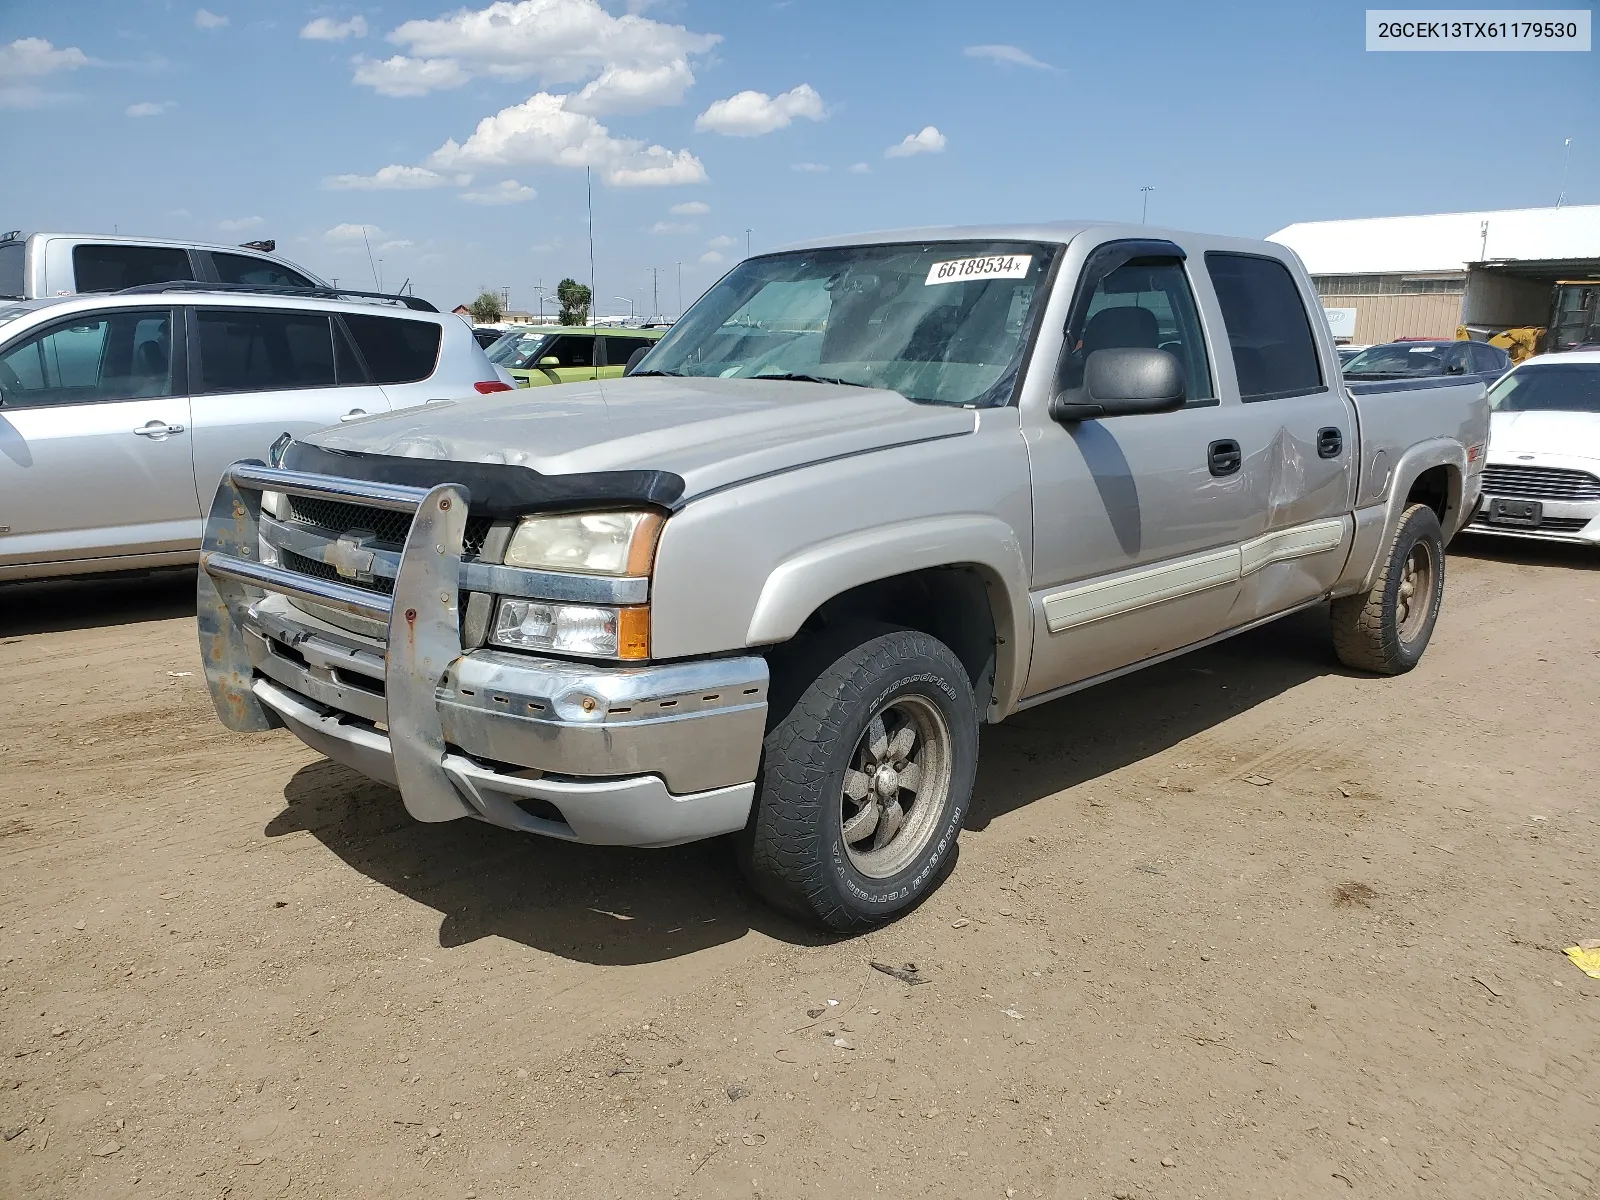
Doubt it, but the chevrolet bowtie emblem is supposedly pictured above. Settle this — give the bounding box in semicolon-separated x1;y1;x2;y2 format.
324;531;378;581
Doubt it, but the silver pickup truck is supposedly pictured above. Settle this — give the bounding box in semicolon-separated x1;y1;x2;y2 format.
197;223;1488;929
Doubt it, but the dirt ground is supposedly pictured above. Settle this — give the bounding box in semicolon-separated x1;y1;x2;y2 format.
2;537;1597;1200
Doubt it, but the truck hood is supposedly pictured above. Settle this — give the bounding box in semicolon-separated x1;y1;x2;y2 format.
307;376;976;500
1489;409;1600;461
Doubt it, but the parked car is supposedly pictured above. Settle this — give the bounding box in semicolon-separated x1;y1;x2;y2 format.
1337;345;1368;367
1342;339;1509;385
470;324;509;350
1465;349;1600;545
485;325;664;387
0;283;511;582
194;222;1488;930
0;231;326;299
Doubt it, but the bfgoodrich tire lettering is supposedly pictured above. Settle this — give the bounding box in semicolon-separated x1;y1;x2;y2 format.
738;628;978;931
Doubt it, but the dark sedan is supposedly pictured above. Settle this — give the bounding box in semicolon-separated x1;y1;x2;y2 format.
1343;340;1511;385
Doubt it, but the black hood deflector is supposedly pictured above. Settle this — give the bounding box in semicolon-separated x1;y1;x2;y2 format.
283;441;686;517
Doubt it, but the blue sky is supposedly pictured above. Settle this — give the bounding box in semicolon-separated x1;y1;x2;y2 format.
2;0;1594;318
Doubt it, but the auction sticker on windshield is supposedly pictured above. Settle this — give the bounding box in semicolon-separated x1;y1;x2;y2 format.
925;255;1032;285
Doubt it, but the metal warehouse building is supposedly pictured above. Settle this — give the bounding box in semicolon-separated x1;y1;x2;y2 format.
1268;204;1600;349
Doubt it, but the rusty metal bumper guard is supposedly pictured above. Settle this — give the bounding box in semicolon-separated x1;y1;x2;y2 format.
197;462;767;847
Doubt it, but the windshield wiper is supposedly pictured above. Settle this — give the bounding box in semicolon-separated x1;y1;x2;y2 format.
749;372;872;387
628;369;685;377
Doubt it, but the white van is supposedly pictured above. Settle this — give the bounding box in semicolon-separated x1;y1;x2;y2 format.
0;231;327;300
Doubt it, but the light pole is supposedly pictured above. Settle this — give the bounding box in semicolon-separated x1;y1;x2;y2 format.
744;228;752;259
1139;186;1154;225
614;295;635;323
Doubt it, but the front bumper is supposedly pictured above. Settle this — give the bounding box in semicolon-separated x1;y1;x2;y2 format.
1465;456;1600;545
197;462;767;847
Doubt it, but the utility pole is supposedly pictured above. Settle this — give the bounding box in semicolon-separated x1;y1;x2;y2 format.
1140;186;1154;224
650;267;660;322
676;261;682;319
533;280;546;324
744;228;752;259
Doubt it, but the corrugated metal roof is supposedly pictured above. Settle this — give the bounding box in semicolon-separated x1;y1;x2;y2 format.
1268;205;1600;276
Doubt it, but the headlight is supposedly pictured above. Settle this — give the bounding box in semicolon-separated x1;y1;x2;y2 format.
491;599;650;660
503;511;662;576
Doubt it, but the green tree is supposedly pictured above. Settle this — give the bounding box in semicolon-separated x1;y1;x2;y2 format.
556;278;592;326
468;291;503;323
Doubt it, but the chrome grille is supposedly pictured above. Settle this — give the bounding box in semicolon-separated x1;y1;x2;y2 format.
281;549;396;595
1480;464;1600;502
1470;514;1592;534
286;494;494;557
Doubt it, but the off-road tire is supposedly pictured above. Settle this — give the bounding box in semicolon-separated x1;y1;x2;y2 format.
1331;502;1446;675
738;628;978;931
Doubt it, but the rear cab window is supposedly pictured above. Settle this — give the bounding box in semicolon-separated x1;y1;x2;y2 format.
0;243;24;299
72;244;194;293
342;313;442;384
1204;252;1324;401
208;252;317;289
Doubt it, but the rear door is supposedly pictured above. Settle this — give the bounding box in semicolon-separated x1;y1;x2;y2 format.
1202;251;1357;622
186;306;392;506
598;334;658;378
0;306;198;568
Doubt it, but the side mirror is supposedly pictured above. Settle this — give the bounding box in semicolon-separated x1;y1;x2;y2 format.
623;346;651;376
1051;348;1185;422
538;356;560;367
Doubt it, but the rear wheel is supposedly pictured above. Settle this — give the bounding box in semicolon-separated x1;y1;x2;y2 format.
738;628;978;931
1331;502;1445;675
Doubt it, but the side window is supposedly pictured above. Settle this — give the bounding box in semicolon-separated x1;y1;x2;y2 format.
0;309;174;408
341;314;443;384
1204;252;1324;401
1442;344;1472;375
209;252;317;290
194;309;336;394
1470;343;1504;374
604;336;656;366
1074;259;1214;403
72;244;194;293
541;335;596;368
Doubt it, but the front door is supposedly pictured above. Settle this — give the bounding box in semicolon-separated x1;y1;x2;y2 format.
186;306;392;506
1022;247;1267;696
0;306;199;570
529;333;598;386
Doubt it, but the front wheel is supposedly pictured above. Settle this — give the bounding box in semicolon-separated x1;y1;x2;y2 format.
1330;502;1446;675
738;628;978;931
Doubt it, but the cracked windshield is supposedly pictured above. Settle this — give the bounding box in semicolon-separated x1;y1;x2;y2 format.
639;241;1056;406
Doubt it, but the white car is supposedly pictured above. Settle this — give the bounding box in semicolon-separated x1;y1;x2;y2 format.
1468;349;1600;545
0;283;513;582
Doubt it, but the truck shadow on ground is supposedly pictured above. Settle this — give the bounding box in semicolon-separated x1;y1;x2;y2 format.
1449;531;1600;571
265;606;1345;966
0;568;197;636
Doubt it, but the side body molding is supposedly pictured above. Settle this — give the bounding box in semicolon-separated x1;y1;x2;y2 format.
744;514;1033;720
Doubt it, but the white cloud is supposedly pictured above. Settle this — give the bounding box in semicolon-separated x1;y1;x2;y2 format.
324;164;468;191
125;100;173;117
847;161;870;174
0;37;89;108
377;239;413;252
359;0;719;107
699;250;725;265
217;216;263;232
352;55;470;97
301;15;368;41
707;234;735;249
670;200;708;216
964;43;1051;69
650;220;696;235
194;8;229;30
694;83;823;137
428;92;706;187
886;125;946;158
324;222;383;244
461;179;537;205
790;161;828;173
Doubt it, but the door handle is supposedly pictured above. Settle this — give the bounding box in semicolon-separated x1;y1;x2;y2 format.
1317;427;1343;458
1207;439;1242;477
133;421;185;438
339;408;368;422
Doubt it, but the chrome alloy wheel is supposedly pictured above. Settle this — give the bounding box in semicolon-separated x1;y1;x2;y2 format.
1396;538;1436;644
840;694;952;879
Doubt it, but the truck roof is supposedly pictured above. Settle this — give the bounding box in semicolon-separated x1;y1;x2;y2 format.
770;221;1291;259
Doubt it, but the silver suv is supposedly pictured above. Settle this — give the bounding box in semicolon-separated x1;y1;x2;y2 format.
0;284;512;582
